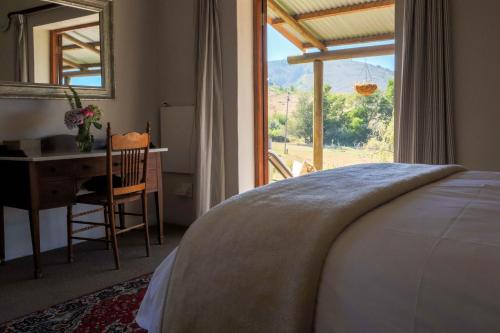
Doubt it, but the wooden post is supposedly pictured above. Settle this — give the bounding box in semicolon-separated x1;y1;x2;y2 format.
254;0;269;186
288;44;395;65
313;60;324;170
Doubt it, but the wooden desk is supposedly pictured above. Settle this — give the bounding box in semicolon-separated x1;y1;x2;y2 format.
0;148;167;278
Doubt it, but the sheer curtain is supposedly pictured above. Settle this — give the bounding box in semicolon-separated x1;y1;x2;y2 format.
396;0;455;164
195;0;225;217
13;14;28;83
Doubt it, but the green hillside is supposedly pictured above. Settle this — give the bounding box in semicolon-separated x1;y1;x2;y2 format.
268;59;394;93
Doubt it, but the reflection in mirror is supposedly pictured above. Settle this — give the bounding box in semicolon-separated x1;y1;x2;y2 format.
0;0;103;88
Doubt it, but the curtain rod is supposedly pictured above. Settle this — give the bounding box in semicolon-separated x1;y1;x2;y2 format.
8;3;61;18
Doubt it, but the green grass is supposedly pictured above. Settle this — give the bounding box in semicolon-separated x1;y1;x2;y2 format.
269;142;393;181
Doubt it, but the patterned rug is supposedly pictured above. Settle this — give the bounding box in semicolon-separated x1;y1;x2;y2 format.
0;274;151;333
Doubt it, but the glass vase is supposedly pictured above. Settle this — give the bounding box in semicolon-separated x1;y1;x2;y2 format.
76;125;94;153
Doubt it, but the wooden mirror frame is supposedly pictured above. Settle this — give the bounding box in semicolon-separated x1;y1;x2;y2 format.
0;0;114;100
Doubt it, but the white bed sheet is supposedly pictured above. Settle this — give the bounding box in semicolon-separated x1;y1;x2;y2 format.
316;171;500;332
136;248;177;332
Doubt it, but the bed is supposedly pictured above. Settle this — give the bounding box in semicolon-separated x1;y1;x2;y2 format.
137;163;500;333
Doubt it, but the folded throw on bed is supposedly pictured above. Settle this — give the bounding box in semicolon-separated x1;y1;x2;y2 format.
163;163;465;333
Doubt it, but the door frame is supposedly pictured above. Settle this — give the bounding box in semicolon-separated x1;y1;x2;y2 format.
254;0;268;186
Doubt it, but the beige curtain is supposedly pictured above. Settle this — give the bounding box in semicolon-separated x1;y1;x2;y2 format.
13;14;28;83
396;0;455;164
195;0;225;217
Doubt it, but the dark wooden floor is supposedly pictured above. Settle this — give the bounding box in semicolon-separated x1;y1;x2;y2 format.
0;225;185;323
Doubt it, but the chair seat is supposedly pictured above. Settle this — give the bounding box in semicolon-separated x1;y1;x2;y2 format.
76;192;141;205
81;175;122;193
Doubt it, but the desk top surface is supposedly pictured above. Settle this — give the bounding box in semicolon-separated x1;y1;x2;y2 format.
0;148;168;162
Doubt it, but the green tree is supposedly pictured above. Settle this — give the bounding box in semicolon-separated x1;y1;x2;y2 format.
323;91;349;146
289;79;395;148
292;93;313;143
269;113;287;142
386;79;394;101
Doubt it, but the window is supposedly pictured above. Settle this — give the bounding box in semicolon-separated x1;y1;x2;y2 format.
50;22;102;87
256;0;396;184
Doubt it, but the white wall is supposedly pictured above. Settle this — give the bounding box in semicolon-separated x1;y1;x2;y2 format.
32;28;50;83
154;0;197;226
451;0;500;171
0;0;161;260
237;0;255;193
156;0;255;208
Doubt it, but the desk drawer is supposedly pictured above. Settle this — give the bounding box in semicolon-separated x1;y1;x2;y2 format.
76;157;124;177
39;178;76;208
75;154;158;177
76;157;107;177
37;160;74;178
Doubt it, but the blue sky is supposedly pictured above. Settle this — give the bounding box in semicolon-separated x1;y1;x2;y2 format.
267;25;394;71
70;76;102;87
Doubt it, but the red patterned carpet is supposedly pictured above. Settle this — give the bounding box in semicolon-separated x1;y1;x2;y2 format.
0;274;151;333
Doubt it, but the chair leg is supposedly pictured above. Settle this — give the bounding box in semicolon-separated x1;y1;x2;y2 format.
66;205;74;263
108;203;121;270
142;193;151;257
104;206;111;250
118;204;126;229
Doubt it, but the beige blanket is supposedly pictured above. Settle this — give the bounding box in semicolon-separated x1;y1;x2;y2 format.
163;163;465;332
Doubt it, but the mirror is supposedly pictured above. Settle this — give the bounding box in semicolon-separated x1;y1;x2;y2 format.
0;0;113;99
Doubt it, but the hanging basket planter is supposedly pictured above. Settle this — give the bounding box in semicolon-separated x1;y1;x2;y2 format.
355;83;378;96
354;58;378;96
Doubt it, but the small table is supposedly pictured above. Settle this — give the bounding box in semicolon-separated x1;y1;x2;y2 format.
0;148;168;278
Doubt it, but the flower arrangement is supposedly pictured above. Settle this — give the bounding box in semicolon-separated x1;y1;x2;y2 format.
64;87;103;152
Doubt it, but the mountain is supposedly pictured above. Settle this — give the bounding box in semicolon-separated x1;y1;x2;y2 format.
268;59;394;93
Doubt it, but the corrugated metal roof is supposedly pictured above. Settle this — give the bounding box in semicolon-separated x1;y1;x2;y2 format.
63;26;101;65
273;0;377;16
304;8;394;41
268;0;395;51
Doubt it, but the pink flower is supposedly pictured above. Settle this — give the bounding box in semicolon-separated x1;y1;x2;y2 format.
82;107;94;118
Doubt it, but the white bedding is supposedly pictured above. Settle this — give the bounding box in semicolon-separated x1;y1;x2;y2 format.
136;249;176;332
138;167;500;332
316;170;500;332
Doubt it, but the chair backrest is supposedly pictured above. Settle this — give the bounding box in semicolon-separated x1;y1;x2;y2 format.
106;122;151;198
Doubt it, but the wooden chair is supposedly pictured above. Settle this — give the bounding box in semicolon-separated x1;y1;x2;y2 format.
268;150;317;180
66;123;151;269
268;150;293;179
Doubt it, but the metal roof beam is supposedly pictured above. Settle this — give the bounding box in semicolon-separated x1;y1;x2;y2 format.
62;33;100;55
266;17;305;51
302;32;395;49
268;0;327;51
271;0;395;25
63;42;101;51
62;58;84;70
